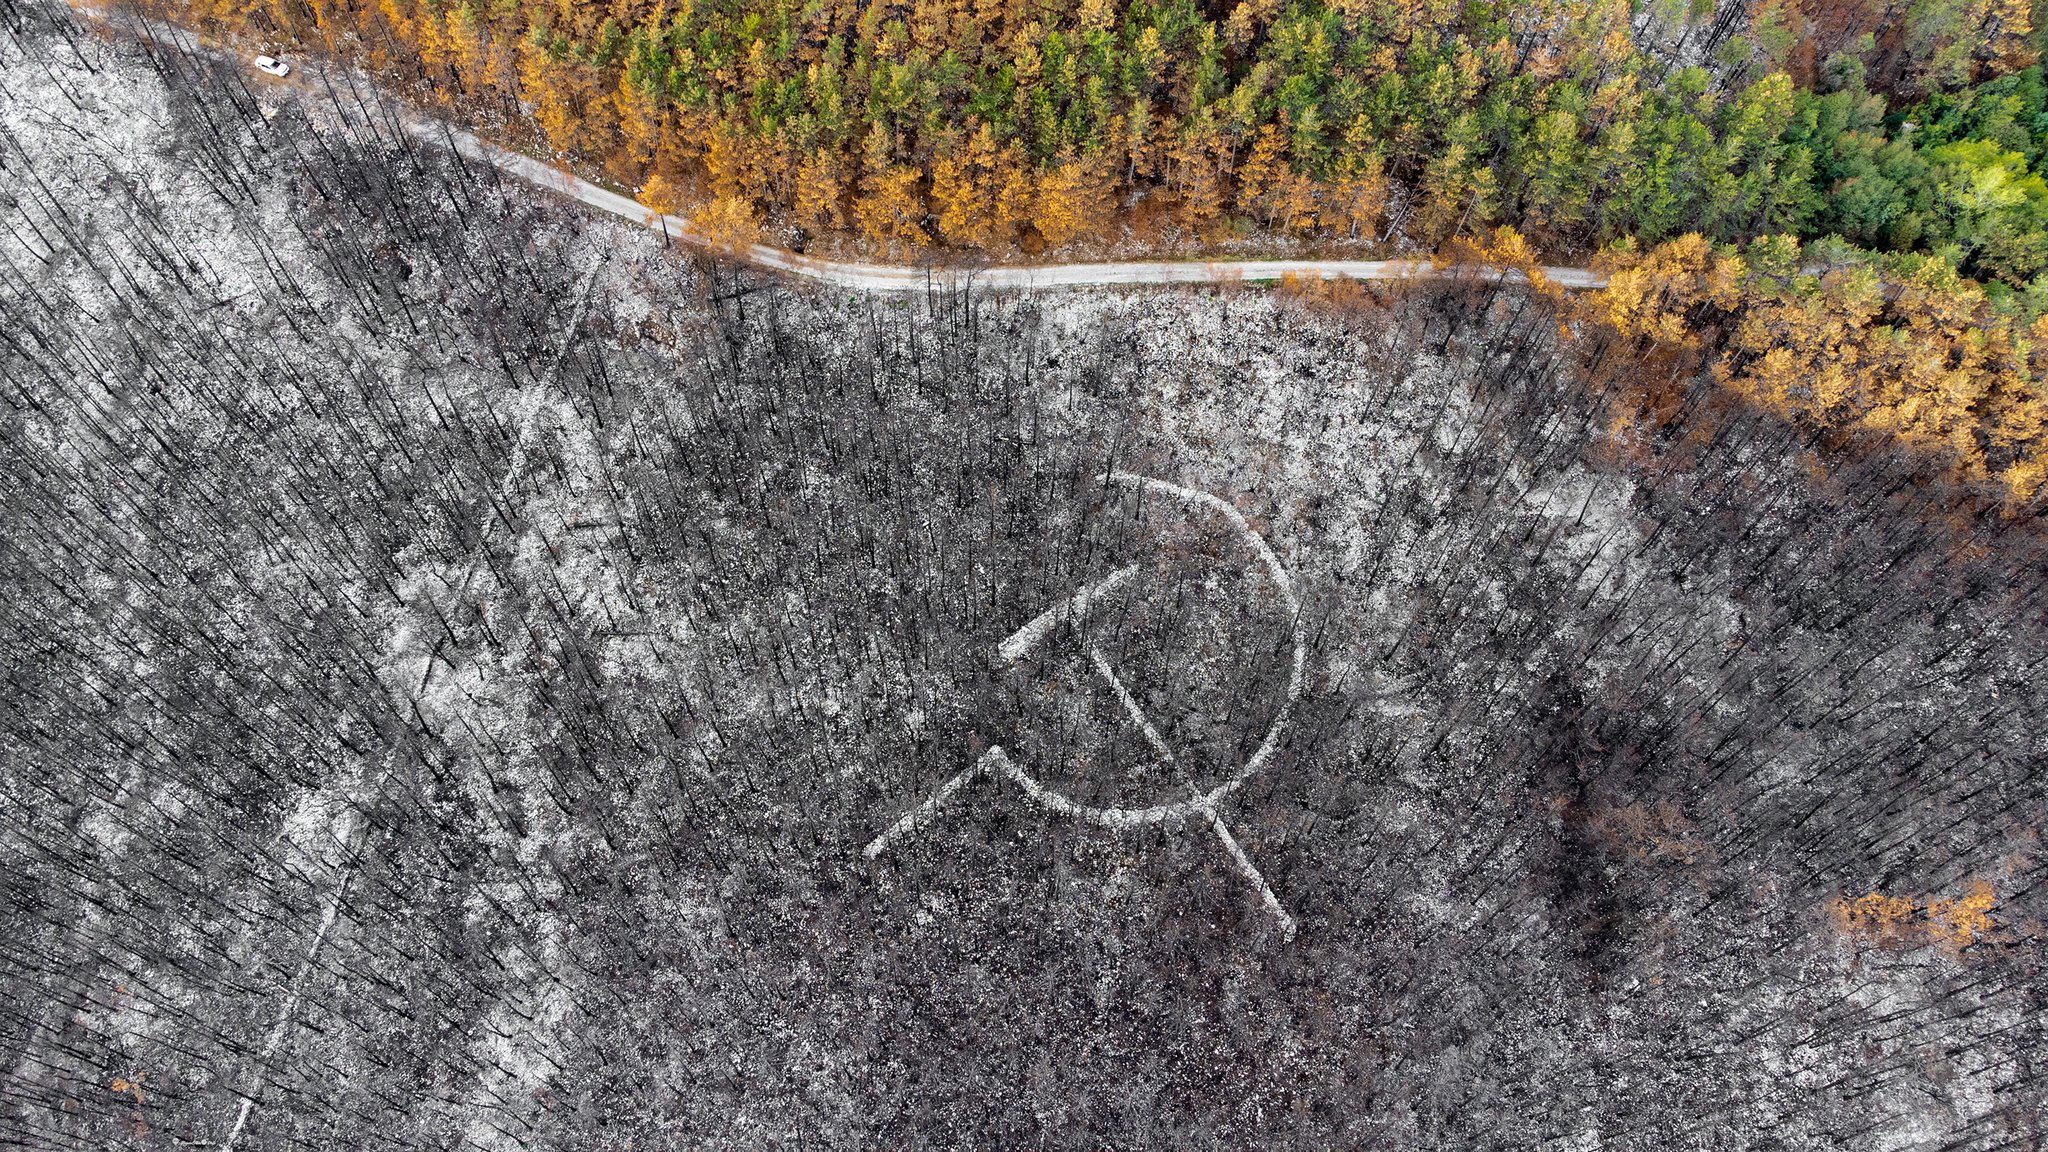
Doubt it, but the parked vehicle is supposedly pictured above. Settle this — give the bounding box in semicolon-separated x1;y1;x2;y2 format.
252;55;290;77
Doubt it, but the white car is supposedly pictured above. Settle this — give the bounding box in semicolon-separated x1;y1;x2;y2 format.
253;55;290;78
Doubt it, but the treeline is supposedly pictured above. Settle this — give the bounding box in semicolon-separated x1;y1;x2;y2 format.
1584;231;2048;505
1283;225;2048;508
171;0;2047;273
142;0;2048;507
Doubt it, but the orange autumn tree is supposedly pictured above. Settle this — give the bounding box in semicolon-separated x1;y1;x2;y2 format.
1587;233;1745;349
1719;262;1884;427
1450;225;1564;302
1326;151;1389;243
639;171;685;216
1234;124;1289;225
1989;314;2048;500
519;42;580;156
1831;891;1920;946
793;152;849;233
1166;115;1232;236
932;122;1032;249
694;195;762;255
855;167;929;253
1031;152;1110;248
1831;880;1998;953
1585;236;2048;510
442;5;499;97
613;73;665;186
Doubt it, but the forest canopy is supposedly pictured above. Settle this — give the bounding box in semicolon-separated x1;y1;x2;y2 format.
173;0;2048;278
149;0;2048;509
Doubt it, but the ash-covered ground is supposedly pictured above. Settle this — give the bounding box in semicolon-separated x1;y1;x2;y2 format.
3;8;2046;1150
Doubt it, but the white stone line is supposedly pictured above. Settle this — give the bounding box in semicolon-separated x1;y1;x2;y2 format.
864;470;1308;941
461;259;600;563
1107;472;1306;808
1202;809;1299;939
1088;643;1297;935
535;257;606;394
982;736;1168;829
218;864;355;1152
974;751;1294;932
1086;643;1177;767
216;133;606;1152
997;564;1140;663
1111;470;1302;629
986;473;1305;827
862;748;998;860
489;255;604;498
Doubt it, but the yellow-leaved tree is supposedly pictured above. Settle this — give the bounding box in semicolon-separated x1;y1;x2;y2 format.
1167;114;1229;234
640;172;685;217
932;122;1031;249
1587;234;1745;349
1990;315;2048;502
1032;152;1108;249
1326;151;1388;243
613;74;665;185
855;167;929;253
694;195;761;256
794;153;848;233
519;43;579;156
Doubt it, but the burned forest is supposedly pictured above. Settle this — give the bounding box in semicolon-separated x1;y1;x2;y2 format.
3;6;2047;1150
